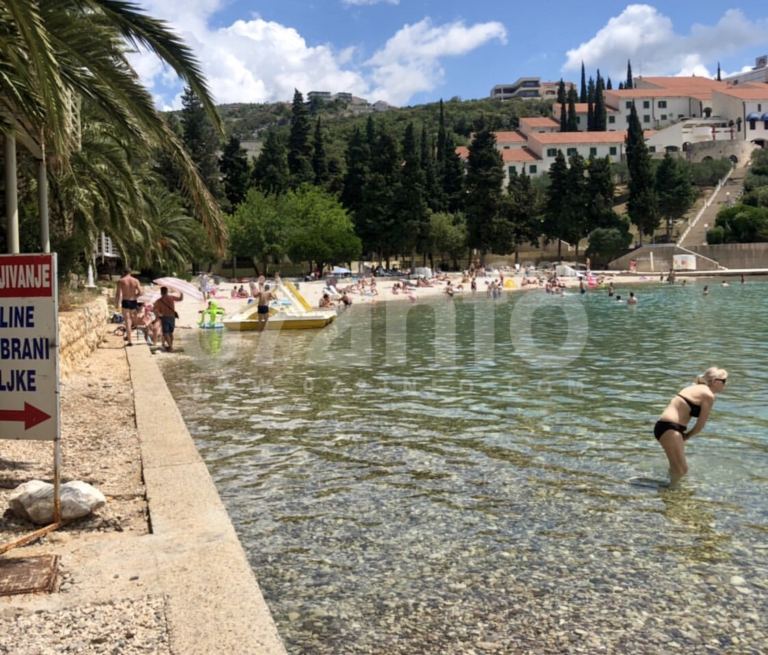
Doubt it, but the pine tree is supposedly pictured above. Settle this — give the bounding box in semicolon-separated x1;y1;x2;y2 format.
558;80;567;132
251;129;289;196
503;170;541;259
219;135;250;209
312;117;329;186
180;86;222;199
465;128;504;260
586;155;618;232
587;76;595;131
287;89;314;186
606;77;613;91
626;60;633;90
580;62;587;103
593;73;607;131
626;103;659;244
656;153;695;240
567;87;579;132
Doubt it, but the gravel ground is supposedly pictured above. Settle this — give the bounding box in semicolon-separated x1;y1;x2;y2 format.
0;332;148;539
0;595;171;654
0;333;168;654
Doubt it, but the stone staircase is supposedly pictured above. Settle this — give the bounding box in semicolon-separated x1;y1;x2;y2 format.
677;166;748;248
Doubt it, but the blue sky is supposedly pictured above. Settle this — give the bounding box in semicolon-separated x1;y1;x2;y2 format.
132;1;768;109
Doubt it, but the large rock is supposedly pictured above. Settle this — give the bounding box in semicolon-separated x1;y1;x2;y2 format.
9;480;106;524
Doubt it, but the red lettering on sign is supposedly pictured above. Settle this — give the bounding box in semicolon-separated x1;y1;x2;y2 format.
0;255;53;298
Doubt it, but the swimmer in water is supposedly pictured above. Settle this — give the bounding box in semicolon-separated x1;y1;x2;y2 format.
654;368;728;484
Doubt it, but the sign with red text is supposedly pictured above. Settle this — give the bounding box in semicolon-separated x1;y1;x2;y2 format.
0;254;59;441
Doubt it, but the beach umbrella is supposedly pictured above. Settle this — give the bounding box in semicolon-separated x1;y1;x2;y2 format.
137;290;161;305
153;276;204;301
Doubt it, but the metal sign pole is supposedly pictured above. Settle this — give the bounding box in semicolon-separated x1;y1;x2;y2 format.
52;253;61;522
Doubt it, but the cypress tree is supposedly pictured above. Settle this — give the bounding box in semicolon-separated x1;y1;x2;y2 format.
219;135;250;209
251;129;290;196
312;117;329;186
180;86;222;199
606;77;613;91
436;99;447;175
421;124;444;212
544;150;569;259
587;76;595;131
442;132;465;214
399;123;429;264
626;103;659;245
558;80;567;132
618;81;624;90
593;73;607;131
626;60;633;90
287;89;314;186
586;155;618;232
465;128;504;261
716;62;722;82
566;87;578;132
565;153;589;259
580;62;587;103
504;169;541;260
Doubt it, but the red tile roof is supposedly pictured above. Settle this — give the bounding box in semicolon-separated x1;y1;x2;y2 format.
637;76;726;90
607;89;712;101
715;86;768;101
519;117;560;127
527;130;656;145
567;103;617;113
502;148;540;162
493;130;527;143
456;146;469;159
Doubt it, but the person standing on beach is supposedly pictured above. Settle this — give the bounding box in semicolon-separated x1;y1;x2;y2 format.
257;284;272;330
115;267;142;347
153;287;183;351
654;368;728;484
198;271;209;301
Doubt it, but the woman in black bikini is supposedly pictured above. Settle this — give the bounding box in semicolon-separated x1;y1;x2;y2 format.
655;368;728;484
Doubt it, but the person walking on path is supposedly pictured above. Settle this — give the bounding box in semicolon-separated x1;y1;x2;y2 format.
153;287;183;352
654;368;728;484
115;267;142;347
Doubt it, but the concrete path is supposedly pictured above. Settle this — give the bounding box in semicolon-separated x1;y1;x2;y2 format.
677;167;748;249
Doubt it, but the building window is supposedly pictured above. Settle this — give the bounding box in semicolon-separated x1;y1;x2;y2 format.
608;115;615;124
658;101;667;108
590;147;597;156
576;116;581;124
750;120;756;130
504;146;510;149
649;146;656;153
759;104;762;111
509;166;516;174
547;148;557;157
529;165;537;174
567;148;577;156
661;114;667;121
609;146;617;156
626;101;632;109
643;115;650;123
643;100;650;109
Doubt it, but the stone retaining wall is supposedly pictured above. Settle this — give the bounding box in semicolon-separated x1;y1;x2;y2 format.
59;297;110;377
609;243;768;272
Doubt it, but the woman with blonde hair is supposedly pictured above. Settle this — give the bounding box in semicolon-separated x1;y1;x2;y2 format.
654;368;728;483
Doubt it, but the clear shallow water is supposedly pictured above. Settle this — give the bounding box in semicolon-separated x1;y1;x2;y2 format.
162;281;768;654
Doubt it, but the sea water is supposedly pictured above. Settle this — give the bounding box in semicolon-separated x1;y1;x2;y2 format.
162;280;768;654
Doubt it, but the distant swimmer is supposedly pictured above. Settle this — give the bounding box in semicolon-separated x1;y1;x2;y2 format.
703;285;709;296
615;295;623;303
627;292;638;305
721;280;730;287
741;274;746;284
654;368;728;484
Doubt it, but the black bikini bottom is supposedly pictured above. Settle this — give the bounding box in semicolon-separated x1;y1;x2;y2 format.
654;420;687;441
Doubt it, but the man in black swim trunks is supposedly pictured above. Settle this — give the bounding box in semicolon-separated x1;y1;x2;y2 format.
257;284;272;331
115;267;142;347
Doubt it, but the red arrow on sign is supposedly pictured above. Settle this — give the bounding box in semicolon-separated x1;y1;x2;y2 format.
0;403;51;430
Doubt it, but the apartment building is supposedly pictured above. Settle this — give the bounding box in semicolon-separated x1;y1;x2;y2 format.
724;55;768;86
491;78;575;101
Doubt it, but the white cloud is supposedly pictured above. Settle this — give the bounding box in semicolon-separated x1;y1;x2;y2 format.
365;19;507;105
562;5;768;81
343;0;399;5
130;1;505;108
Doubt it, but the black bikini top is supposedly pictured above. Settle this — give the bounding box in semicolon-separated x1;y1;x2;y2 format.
677;394;701;418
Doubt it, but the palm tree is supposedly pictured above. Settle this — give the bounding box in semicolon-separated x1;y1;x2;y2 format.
0;0;226;249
